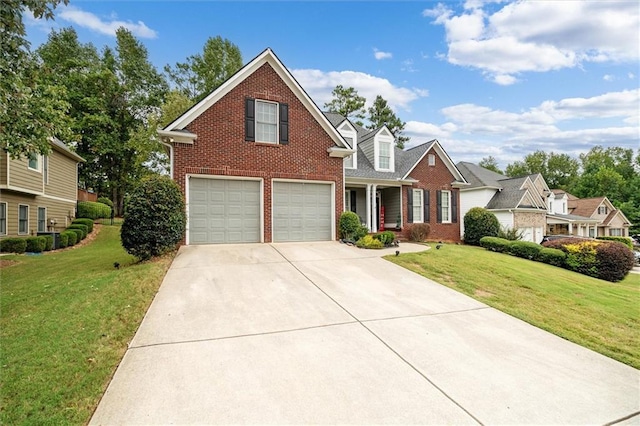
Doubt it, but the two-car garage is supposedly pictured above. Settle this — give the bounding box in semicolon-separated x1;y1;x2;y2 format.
187;177;334;244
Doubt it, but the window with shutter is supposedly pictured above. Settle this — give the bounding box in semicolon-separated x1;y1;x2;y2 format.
246;99;289;145
412;189;423;223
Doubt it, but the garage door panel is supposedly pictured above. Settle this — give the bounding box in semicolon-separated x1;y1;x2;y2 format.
273;181;332;242
189;178;260;244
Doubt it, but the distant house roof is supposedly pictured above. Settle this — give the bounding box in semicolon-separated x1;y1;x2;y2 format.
571;197;607;218
456;161;506;189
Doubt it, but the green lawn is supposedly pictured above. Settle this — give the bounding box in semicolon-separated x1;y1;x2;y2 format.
386;244;640;369
0;225;173;425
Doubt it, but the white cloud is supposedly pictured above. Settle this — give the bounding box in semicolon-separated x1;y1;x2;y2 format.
56;5;158;39
603;74;614;82
629;73;636;79
291;69;428;112
373;48;392;60
423;1;639;83
537;89;640;121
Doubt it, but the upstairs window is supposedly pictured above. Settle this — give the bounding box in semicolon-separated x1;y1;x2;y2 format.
379;141;391;170
245;98;288;145
598;206;608;215
28;154;39;171
428;154;436;166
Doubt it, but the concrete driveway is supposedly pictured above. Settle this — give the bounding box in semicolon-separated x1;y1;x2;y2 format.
91;242;640;425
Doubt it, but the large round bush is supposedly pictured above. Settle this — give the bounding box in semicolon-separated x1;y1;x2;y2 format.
121;175;186;261
463;207;500;246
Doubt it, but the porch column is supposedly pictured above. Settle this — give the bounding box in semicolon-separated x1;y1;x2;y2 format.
568;223;573;235
365;184;371;231
371;184;378;233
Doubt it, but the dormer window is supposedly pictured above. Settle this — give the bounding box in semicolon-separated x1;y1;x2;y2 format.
379;141;391;169
374;128;394;172
598;206;608;215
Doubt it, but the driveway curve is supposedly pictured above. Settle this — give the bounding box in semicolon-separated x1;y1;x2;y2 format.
91;242;640;425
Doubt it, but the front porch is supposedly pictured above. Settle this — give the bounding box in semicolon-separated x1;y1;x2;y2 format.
345;184;403;233
546;215;600;238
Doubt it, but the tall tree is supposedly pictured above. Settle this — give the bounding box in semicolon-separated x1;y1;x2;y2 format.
324;85;366;126
478;156;503;174
505;150;579;189
0;0;73;158
366;95;409;149
164;36;242;102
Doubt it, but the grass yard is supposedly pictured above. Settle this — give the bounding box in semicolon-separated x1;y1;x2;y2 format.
386;244;640;369
0;225;173;425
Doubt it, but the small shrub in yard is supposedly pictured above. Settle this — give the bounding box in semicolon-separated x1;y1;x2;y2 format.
374;231;396;246
480;236;512;253
0;238;27;254
497;226;523;241
595;242;635;282
68;224;88;239
62;230;77;246
356;234;384;249
72;218;94;233
25;236;47;253
121;175;186;261
536;247;566;267
354;225;369;241
407;223;430;242
77;201;111;219
59;232;69;248
42;235;54;251
339;211;362;240
509;241;542;260
67;228;84;242
463;207;500;246
97;197;114;208
597;236;633;249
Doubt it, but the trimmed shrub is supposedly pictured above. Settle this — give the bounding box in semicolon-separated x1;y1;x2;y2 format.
42;235;54;251
59;232;69;248
121;175;186;261
61;230;77;247
25;236;46;253
339;211;362;240
77;201;111;219
72;218;94;233
480;236;512;253
67;228;84;242
497;226;523;241
595;242;635;282
463;207;500;246
509;241;542;260
597;236;633;249
373;231;396;246
407;223;430;242
68;223;88;239
97;197;114;208
0;238;27;254
536;247;566;267
356;234;384;249
354;225;369;241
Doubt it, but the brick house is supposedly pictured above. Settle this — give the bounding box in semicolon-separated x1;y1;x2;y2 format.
159;48;467;244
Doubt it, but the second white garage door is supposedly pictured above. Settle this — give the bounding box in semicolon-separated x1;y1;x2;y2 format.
188;178;261;244
272;181;333;242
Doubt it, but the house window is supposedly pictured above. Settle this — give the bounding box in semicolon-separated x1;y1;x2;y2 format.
428;154;436;166
0;203;6;235
598;206;608;215
28;154;39;171
412;189;423;223
19;205;29;235
379;141;391;170
256;100;277;143
440;190;451;223
38;207;46;232
610;228;623;236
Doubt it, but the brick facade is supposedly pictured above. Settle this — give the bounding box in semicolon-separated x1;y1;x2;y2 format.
402;148;461;242
172;63;344;242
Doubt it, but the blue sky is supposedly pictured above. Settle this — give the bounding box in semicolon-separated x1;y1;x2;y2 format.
27;1;639;169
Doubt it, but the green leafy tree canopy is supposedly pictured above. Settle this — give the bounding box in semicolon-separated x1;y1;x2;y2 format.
366;95;409;149
324;85;366;126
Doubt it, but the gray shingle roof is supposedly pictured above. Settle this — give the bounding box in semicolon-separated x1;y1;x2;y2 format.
456;161;505;188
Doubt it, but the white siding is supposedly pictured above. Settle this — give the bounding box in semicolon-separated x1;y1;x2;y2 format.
459;188;499;237
493;211;514;229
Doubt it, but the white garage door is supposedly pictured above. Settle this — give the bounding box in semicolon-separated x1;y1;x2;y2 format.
188;178;260;244
272;181;332;242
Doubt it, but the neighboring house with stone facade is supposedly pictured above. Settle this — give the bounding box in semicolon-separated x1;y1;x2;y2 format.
547;190;631;237
457;162;548;243
158;48;468;245
0;138;84;238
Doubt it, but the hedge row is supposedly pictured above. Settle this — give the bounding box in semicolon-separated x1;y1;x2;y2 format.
77;201;111;219
479;236;634;282
596;236;633;249
0;219;94;253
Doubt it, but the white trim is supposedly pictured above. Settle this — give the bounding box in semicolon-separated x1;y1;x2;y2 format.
0;187;77;204
328;146;355;158
28;154;41;172
271;178;336;242
18;204;29;235
0;202;7;236
345;189;352;212
255;99;279;144
402;140;468;185
412;189;424;223
440;190;452;223
165;48;349;150
185;174;264;245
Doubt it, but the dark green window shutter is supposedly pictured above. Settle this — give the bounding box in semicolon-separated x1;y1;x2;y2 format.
452;190;458;223
279;103;289;145
350;190;357;212
424;189;430;222
436;190;442;223
245;98;255;142
407;187;413;223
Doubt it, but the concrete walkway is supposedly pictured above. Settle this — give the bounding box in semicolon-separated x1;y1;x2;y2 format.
91;242;640;425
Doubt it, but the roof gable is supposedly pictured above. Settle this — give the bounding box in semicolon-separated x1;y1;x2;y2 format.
164;48;348;149
403;140;467;184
